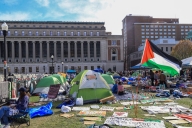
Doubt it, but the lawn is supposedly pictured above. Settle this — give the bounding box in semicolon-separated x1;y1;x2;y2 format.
16;96;192;128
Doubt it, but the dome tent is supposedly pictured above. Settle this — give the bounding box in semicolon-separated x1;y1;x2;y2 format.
69;70;113;103
33;76;64;94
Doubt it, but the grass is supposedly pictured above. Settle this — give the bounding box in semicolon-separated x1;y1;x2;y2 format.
15;96;192;128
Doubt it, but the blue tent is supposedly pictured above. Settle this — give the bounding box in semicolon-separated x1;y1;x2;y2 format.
66;70;76;73
93;68;104;73
130;63;150;70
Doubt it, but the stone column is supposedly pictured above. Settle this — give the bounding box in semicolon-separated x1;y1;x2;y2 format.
74;41;77;61
94;41;96;61
26;41;28;61
61;41;64;61
11;41;14;62
19;41;21;62
54;41;57;61
40;41;42;62
81;41;83;61
47;41;49;61
33;41;35;62
88;41;90;61
68;41;70;60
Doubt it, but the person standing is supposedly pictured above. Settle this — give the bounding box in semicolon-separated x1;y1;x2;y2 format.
150;70;154;86
154;71;159;86
159;71;167;88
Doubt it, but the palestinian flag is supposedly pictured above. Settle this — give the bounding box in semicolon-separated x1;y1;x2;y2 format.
141;39;182;76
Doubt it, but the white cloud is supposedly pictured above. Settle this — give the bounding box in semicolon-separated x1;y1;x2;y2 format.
35;0;49;7
44;11;65;18
0;12;30;21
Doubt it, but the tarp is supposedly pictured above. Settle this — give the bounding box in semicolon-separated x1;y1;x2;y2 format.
29;102;53;118
69;70;113;103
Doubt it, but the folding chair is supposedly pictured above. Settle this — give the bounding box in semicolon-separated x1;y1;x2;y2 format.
9;109;30;128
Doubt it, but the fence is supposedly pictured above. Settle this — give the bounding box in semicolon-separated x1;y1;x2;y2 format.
0;81;9;104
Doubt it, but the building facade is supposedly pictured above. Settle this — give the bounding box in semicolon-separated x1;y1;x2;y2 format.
0;21;123;74
122;14;192;69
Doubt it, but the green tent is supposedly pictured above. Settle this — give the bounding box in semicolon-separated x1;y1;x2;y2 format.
33;76;62;94
69;70;113;103
101;74;115;84
52;74;65;84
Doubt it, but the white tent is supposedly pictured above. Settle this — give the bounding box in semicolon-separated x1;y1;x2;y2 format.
181;56;192;66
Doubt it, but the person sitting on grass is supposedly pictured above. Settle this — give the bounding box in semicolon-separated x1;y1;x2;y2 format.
117;81;124;95
0;87;29;128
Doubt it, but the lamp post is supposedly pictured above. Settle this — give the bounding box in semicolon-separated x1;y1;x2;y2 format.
51;55;54;74
1;22;8;81
62;62;64;73
43;66;45;73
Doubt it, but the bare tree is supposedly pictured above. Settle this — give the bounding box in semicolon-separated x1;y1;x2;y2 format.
171;40;192;60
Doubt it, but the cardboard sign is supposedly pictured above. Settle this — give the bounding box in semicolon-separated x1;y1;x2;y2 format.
60;113;74;118
77;111;106;117
104;117;166;128
112;112;128;118
162;116;179;120
84;121;95;125
48;84;60;99
72;107;90;111
99;106;115;111
169;119;189;124
82;117;102;121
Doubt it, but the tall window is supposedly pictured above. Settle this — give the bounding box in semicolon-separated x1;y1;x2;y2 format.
57;31;60;36
43;31;46;36
96;32;99;36
8;31;11;36
36;31;39;36
29;67;32;73
64;31;67;36
22;31;24;36
50;31;53;36
14;31;18;36
84;32;86;36
90;31;93;36
71;32;74;36
36;67;39;72
29;31;32;36
77;32;80;36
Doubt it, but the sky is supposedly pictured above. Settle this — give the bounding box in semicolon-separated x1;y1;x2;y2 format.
0;0;192;35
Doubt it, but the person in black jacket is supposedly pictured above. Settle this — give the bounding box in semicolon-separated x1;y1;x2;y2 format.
150;70;154;86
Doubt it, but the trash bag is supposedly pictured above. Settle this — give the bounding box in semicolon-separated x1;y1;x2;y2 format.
56;99;75;108
29;102;53;118
61;106;71;113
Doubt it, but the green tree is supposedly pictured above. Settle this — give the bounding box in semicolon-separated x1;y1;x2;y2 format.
170;40;192;60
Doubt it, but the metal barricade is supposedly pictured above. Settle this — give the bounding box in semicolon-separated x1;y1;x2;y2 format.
0;81;9;104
